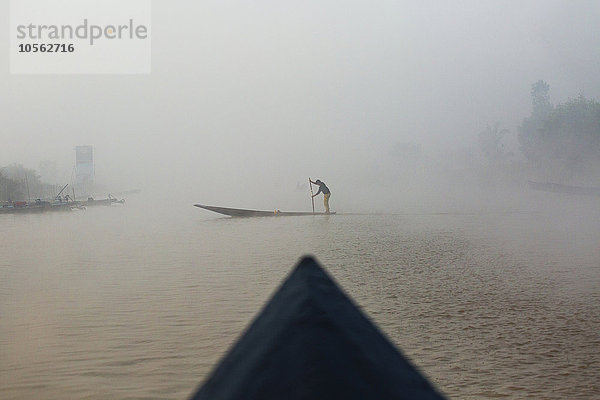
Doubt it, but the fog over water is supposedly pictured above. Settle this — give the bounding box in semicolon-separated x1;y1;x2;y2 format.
2;1;600;211
1;1;600;399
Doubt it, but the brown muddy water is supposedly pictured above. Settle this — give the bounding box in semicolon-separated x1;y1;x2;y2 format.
1;197;599;399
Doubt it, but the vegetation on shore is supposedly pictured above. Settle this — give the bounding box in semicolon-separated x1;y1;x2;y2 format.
520;82;600;181
0;164;45;202
477;80;600;184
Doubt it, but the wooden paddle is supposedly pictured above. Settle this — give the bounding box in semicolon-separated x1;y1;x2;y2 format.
309;178;315;215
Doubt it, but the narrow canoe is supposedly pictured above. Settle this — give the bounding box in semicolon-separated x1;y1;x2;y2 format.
194;204;335;217
79;198;125;207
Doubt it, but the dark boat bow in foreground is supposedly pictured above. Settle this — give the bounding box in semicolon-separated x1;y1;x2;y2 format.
194;204;335;217
190;256;445;400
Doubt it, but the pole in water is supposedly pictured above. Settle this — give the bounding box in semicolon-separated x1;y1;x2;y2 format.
309;178;315;215
56;183;68;200
25;174;30;202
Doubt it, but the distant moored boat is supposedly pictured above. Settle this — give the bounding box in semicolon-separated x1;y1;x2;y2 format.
528;181;600;196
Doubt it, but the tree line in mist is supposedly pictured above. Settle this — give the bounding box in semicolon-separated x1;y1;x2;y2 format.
519;80;600;179
479;80;600;182
0;164;50;202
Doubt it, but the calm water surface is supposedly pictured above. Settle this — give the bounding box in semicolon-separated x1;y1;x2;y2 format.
1;198;599;399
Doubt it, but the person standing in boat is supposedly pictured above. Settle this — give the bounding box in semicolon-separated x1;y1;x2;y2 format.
310;179;331;214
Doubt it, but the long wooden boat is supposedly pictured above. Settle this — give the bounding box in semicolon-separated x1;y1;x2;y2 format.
49;202;74;212
528;181;600;196
111;189;141;196
79;197;125;207
194;204;335;217
0;200;77;214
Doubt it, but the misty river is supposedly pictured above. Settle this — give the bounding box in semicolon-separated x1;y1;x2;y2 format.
1;197;599;399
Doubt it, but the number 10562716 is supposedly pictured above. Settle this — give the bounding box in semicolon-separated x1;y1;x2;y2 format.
18;43;74;53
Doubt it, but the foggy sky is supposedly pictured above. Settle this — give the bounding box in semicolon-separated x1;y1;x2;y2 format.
1;1;600;209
